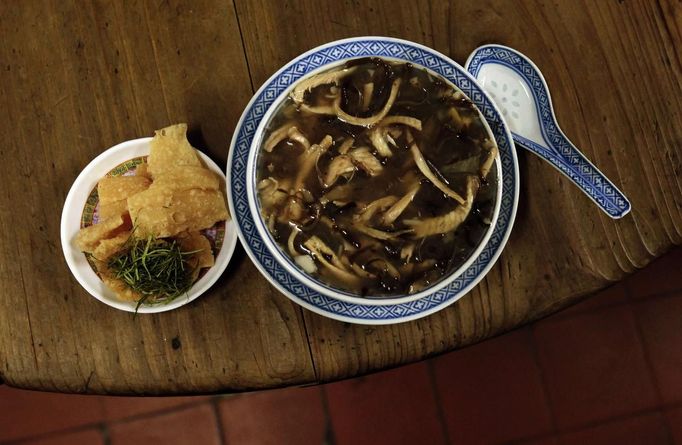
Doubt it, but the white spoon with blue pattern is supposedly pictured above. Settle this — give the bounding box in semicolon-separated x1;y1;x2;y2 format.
465;44;631;218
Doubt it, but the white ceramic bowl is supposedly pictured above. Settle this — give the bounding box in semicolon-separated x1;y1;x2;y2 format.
61;137;238;313
244;49;503;305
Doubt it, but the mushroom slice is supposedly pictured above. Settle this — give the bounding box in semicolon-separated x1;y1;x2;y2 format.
290;66;358;104
381;183;420;226
354;223;412;240
324;155;356;187
353;195;399;223
480;139;498;179
404;176;479;237
294;135;333;191
337;137;354;155
334;78;402;127
368;127;393;157
349;147;383;176
379;115;422;130
410;138;465;205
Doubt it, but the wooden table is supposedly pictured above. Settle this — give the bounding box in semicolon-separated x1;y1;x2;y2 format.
0;0;680;394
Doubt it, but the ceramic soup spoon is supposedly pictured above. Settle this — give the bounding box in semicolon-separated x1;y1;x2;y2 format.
465;44;631;218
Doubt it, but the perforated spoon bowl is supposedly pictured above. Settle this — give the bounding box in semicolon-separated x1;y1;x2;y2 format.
465;44;631;218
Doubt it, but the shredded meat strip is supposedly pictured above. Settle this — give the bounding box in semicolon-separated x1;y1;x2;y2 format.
381;183;420;226
290;67;358;104
334;78;402;127
403;176;479;237
410;140;465;205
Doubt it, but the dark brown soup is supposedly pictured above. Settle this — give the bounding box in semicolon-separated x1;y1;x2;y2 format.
257;57;498;296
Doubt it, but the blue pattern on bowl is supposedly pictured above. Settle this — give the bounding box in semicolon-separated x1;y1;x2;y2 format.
228;37;519;323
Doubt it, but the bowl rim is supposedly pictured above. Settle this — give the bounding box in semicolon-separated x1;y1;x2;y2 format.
60;137;238;313
227;36;519;324
244;46;503;305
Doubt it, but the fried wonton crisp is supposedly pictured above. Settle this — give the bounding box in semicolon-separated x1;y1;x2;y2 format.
97;176;151;219
98;200;129;220
135;162;151;180
148;124;202;178
75;214;126;253
92;231;130;261
127;188;228;238
152;166;220;191
98;176;151;203
177;231;215;270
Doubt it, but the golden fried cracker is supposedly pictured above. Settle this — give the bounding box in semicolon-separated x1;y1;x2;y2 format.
171;189;229;232
98;176;151;204
148;124;202;178
135;162;151;180
153;166;220;191
177;231;215;269
75;214;125;253
92;231;130;261
102;273;142;302
127;188;227;238
98;200;129;220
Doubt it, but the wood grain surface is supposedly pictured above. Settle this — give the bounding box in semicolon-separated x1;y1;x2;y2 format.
0;0;679;393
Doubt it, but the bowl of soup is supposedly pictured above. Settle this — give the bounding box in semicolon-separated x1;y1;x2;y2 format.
242;51;503;305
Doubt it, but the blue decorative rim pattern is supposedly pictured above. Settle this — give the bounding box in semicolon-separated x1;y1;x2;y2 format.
466;45;631;218
227;37;519;324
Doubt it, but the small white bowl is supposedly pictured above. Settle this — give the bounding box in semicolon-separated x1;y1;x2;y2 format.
60;137;238;313
244;51;502;305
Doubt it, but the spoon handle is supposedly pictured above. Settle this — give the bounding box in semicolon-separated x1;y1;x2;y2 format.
513;132;631;218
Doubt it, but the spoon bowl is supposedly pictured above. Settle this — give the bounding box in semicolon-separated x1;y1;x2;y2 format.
465;44;631;219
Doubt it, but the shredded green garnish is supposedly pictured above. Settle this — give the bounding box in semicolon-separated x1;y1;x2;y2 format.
107;235;199;311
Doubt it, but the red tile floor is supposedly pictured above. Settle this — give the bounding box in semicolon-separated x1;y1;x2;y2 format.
1;248;681;445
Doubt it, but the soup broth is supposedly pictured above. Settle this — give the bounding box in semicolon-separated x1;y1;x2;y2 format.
257;58;498;296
